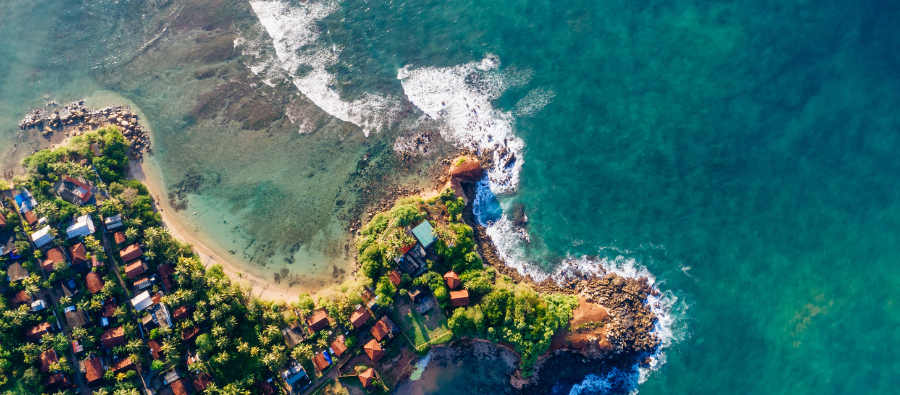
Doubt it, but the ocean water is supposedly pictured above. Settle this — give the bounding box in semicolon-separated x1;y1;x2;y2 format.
3;0;900;394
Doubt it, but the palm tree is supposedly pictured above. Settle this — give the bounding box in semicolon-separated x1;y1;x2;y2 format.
59;296;72;307
250;346;260;357
265;325;280;338
88;299;102;313
236;342;249;354
159;341;175;357
126;338;142;354
124;227;138;241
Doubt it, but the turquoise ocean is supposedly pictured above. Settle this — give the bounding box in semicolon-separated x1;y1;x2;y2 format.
3;0;900;393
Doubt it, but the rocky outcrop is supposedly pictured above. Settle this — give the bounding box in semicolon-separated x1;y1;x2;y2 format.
448;157;484;204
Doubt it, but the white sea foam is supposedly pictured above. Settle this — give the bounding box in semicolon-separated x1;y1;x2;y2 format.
242;0;400;135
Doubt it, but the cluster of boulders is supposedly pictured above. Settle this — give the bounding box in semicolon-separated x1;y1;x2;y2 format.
575;274;660;356
18;101;151;159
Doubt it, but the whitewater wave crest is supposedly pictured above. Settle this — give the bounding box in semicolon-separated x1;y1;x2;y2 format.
241;0;401;135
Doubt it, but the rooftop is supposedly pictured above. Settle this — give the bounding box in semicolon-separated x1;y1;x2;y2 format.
350;306;371;328
120;243;143;263
412;220;436;248
307;309;330;332
450;289;470;307
359;367;376;388
444;271;460;290
364;339;384;362
86;272;104;294
101;326;126;349
370;316;397;342
84;357;104;386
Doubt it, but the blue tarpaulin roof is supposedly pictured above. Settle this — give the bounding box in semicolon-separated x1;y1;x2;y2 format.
412;221;436;248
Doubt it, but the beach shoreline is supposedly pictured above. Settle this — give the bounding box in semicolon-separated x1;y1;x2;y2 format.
128;159;303;303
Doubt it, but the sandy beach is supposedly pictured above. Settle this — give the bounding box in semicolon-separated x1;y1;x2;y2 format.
128;159;303;303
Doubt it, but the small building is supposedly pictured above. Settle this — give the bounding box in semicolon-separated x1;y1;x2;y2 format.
282;323;306;349
158;262;176;291
0;230;15;255
111;357;136;375
15;189;37;212
444;271;460;290
349;306;371;329
388;270;402;287
0;211;5;229
311;350;332;372
84;357;105;387
120;243;143;263
7;261;29;282
255;379;276;395
395;243;427;277
148;338;163;360
31;226;54;248
182;326;201;342
411;220;436;248
41;246;68;274
58;277;79;298
23;210;38;226
65;307;91;329
86;272;104;294
67;243;90;273
172;305;192;322
134;277;152;291
31;298;48;312
101;326;127;349
113;231;126;245
370;316;398;342
40;349;59;373
10;290;32;308
43;372;72;393
191;372;214;392
56;177;93;206
407;286;429;304
104;214;123;231
65;214;96;239
131;291;153;311
101;300;118;319
280;361;311;395
358;367;377;389
27;322;52;342
450;290;470;307
124;259;148;279
363;339;384;362
330;335;348;357
170;378;194;395
307;309;330;332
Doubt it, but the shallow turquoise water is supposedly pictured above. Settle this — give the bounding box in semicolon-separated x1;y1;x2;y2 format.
3;0;900;394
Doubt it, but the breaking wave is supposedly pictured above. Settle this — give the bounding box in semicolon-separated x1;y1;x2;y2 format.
241;0;401;136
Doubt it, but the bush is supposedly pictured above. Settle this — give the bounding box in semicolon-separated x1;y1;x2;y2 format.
460;269;494;295
390;204;425;227
151;360;165;372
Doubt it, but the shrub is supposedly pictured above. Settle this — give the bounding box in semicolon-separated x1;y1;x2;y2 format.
390;204;425;227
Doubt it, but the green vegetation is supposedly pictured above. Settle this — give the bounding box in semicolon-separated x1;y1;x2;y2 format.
356;188;579;374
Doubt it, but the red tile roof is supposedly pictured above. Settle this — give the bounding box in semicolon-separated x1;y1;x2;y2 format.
389;270;402;287
350;306;371;328
158;262;175;290
444;271;460;290
120;243;142;262
114;231;126;245
42;247;67;273
400;243;416;255
124;260;146;279
307;309;330;332
101;326;126;349
27;322;51;342
182;326;201;342
370;316;395;342
101;300;118;318
84;357;104;386
0;211;5;228
148;339;163;360
11;290;32;307
40;349;59;373
111;358;135;374
312;352;330;372
364;339;384;362
86;272;104;294
191;372;213;392
68;243;88;266
43;372;71;391
172;306;192;321
450;290;470;307
359;367;376;388
63;177;93;203
255;380;275;395
171;378;194;395
24;210;37;226
331;336;348;357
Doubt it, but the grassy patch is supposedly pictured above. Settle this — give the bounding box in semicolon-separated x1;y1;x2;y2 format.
389;299;452;351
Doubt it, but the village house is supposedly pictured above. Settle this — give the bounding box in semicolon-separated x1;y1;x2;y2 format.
307;309;331;332
27;322;53;342
7;261;29;282
191;372;214;392
86;272;104;294
131;290;154;311
31;226;54;248
170;377;194;395
104;214;123;230
394;243;428;277
364;339;384;362
450;289;470;307
282;323;307;348
388;270;402;287
148;339;163;360
358;367;378;391
350;305;372;329
120;243;143;264
15;189;37;212
23;210;38;227
444;271;461;289
64;307;91;329
67;242;90;273
113;231;126;245
101;326;127;349
280;361;311;394
65;214;95;239
56;177;93;206
370;316;398;342
43;372;72;393
330;335;348;357
125;259;148;279
158;262;176;291
39;349;59;373
182;326;201;343
10;290;32;309
172;305;192;322
0;230;15;256
111;357;136;375
41;246;68;275
84;356;105;387
312;351;332;372
58;277;79;299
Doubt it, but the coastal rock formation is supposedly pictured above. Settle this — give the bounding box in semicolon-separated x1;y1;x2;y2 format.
448;156;484;204
18;100;152;159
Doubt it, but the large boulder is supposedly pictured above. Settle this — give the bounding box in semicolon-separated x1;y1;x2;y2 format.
449;158;484;183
